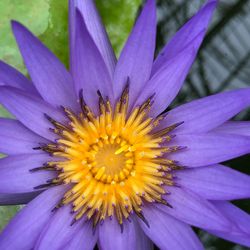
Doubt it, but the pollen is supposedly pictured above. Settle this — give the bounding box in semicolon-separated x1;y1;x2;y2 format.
32;84;184;227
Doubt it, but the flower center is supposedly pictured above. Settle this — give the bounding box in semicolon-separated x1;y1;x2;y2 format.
93;143;128;179
33;85;183;227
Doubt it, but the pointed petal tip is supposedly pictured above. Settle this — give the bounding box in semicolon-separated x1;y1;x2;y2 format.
69;0;117;76
134;27;207;116
72;2;114;111
114;0;157;103
75;7;88;35
207;0;218;6
11;16;78;110
11;20;26;39
147;0;156;7
11;20;24;32
145;0;157;15
152;0;217;76
10;19;18;26
75;7;83;18
203;0;218;14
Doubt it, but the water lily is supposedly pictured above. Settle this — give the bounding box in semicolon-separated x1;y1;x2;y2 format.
0;0;250;249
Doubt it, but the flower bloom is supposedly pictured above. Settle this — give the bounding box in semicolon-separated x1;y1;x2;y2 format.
0;0;250;249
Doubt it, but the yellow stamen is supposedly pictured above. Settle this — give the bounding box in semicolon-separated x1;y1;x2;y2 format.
39;87;182;227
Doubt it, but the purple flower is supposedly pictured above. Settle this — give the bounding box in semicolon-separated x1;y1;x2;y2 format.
0;0;250;249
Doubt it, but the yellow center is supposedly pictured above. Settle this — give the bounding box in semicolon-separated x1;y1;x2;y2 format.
35;86;182;227
94;144;127;177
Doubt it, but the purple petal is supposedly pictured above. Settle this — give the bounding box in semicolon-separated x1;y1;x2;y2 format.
139;206;204;250
0;191;41;205
134;31;205;116
213;121;250;136
11;21;78;111
0;185;67;249
0;60;38;95
213;201;250;235
208;201;250;247
35;205;96;249
157;187;231;232
133;219;154;250
159;88;250;134
0;154;56;194
210;231;250;247
167;133;250;167
69;0;116;77
0;86;66;140
0;118;49;155
113;0;156;104
98;218;137;250
176;164;250;200
72;10;114;114
152;0;217;75
64;221;97;250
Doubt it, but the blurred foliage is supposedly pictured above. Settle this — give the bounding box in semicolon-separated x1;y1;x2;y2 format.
39;0;69;68
96;0;142;55
0;106;12;119
0;206;21;231
0;0;142;73
0;0;50;74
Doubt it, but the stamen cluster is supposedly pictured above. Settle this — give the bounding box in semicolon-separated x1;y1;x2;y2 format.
33;86;183;227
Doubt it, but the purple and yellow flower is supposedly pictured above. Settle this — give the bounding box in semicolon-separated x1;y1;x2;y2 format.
0;0;250;249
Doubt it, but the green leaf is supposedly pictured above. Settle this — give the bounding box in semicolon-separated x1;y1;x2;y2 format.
96;0;142;55
0;0;142;72
38;0;69;67
0;106;12;118
0;0;51;73
0;206;21;231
